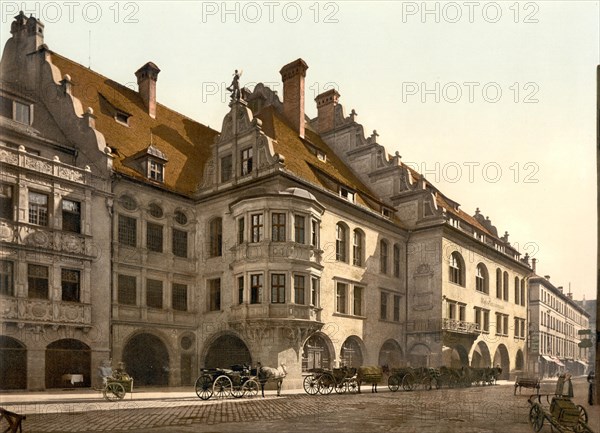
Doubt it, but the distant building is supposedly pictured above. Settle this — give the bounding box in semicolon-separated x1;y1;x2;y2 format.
528;267;590;377
575;298;596;374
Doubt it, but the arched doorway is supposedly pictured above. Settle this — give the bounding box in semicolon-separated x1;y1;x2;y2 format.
123;333;170;386
515;349;524;371
0;336;26;390
302;333;332;371
378;339;403;368
340;337;364;367
408;344;430;367
471;341;492;368
492;344;510;380
442;345;469;368
46;339;91;388
204;334;251;369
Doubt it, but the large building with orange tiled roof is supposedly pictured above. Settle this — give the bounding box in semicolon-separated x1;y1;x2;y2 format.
1;13;535;391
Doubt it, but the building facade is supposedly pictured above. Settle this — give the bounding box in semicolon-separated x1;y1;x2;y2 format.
1;14;535;390
528;272;590;377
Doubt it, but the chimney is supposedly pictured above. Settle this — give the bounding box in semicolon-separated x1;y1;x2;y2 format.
11;12;44;53
544;275;551;281
315;89;340;134
532;258;537;274
280;58;308;137
557;286;563;293
135;62;160;119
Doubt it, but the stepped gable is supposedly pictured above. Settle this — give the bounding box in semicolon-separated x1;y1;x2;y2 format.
49;53;219;196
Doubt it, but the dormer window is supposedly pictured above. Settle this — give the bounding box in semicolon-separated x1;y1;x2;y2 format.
148;159;164;182
0;95;32;125
340;187;355;203
115;111;130;126
382;208;393;219
317;150;326;162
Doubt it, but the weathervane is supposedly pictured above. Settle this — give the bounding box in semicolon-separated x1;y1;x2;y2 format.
226;69;243;101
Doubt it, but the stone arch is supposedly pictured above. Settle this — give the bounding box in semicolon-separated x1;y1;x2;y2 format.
378;339;404;368
302;332;334;371
0;336;27;390
45;339;91;388
408;343;431;367
470;341;492;368
442;344;469;368
340;336;365;367
123;333;170;386
515;349;524;371
493;344;510;380
202;333;252;369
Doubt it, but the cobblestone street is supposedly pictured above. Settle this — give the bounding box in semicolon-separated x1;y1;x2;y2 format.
1;378;598;433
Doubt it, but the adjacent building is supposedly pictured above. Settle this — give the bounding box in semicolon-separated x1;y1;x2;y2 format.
1;13;536;390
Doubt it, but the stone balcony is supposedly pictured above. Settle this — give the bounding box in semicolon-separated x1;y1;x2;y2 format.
0;296;92;328
230;241;322;266
0;219;92;257
230;303;322;322
442;318;480;334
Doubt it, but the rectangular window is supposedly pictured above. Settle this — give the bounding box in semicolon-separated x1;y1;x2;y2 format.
475;308;482;330
241;147;253;175
220;154;232;182
209;278;221;311
271;274;285;304
0;260;14;296
238;276;244;304
148;160;164;182
14;101;30;125
28;191;48;226
514;318;519;338
311;220;319;247
294;215;305;244
28;264;49;299
393;245;401;278
238;217;245;244
62;199;81;233
503;315;509;336
483;310;489;332
172;229;188;258
118;274;136;305
336;282;347;314
146;279;163;309
459;304;466;322
250;274;262;304
146;222;163;252
61;268;80;302
380;292;388;320
393;295;401;322
172;283;188;311
0;96;12;118
0;184;14;220
271;213;286;242
118;214;137;247
496;313;502;334
311;277;320;307
294;275;305;304
448;303;456;320
353;286;363;316
520;281;526;306
251;214;263;243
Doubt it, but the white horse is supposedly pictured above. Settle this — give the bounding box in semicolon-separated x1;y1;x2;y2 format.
257;363;287;397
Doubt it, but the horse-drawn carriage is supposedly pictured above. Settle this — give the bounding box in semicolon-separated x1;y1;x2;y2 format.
387;367;440;392
303;367;359;395
194;365;259;400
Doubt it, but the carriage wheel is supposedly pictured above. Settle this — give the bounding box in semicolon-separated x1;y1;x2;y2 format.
103;382;125;401
242;379;259;398
402;374;416;391
303;375;320;395
334;381;347;394
231;384;245;398
528;404;544;432
195;375;213;400
318;373;334;395
347;378;359;394
388;375;400;392
213;375;233;399
576;404;588;424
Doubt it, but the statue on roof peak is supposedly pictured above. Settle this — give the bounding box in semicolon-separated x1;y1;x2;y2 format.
227;69;243;101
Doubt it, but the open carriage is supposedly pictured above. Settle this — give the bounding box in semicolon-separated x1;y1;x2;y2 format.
194;365;259;400
527;374;592;433
387;367;440;391
303;367;359;395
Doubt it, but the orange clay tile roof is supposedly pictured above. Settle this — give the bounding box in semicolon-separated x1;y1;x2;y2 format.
256;105;388;212
49;52;219;196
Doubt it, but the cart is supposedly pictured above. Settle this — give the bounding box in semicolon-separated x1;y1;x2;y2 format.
528;394;591;432
303;367;358;395
101;375;133;401
194;365;259;400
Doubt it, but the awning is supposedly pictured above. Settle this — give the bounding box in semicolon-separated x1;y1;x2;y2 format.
541;355;553;362
551;357;565;367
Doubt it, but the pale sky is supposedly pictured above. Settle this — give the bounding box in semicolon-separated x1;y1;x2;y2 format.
1;1;598;300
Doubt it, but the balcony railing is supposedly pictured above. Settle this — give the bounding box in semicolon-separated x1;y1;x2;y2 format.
442;318;480;334
0;296;91;326
230;242;322;265
230;303;321;322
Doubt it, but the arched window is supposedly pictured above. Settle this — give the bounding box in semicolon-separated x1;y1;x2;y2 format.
393;244;401;278
352;229;364;266
449;252;464;286
503;271;509;301
475;263;488;293
496;268;502;299
380;240;389;274
520;279;526;306
209;218;222;257
336;223;348;262
514;276;520;304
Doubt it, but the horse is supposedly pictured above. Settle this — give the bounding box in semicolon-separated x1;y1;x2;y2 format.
257;363;287;397
356;366;383;393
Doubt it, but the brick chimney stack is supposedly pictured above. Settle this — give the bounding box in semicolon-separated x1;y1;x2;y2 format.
135;62;161;119
532;258;537;274
315;89;340;134
11;11;44;53
280;58;308;138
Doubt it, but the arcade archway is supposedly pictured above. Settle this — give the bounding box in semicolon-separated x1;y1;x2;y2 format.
123;333;170;386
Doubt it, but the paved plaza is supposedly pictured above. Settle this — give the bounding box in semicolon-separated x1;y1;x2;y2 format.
1;378;598;433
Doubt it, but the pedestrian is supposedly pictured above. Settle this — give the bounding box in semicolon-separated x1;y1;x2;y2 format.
587;371;595;405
